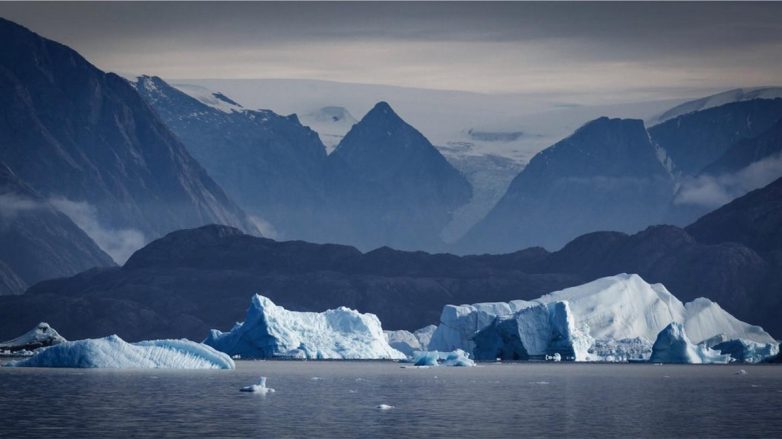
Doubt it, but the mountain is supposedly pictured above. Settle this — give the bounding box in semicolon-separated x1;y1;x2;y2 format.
700;117;782;176
0;18;257;247
686;176;782;254
0;162;115;294
323;102;472;251
3;174;780;341
648;98;782;176
134;76;327;241
651;87;782;125
459;117;674;253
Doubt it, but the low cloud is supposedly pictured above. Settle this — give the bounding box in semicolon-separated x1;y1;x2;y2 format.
49;198;146;264
674;154;782;208
0;194;42;219
247;214;278;239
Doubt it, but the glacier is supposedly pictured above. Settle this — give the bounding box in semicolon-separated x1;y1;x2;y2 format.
428;274;777;362
649;323;731;364
9;335;234;369
204;294;406;360
0;322;66;353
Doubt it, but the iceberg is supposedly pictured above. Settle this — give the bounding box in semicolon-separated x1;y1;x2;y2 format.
9;335;234;369
429;274;777;362
412;349;476;367
649;323;731;364
710;338;779;364
241;376;275;394
385;330;422;357
205;294;406;360
0;322;66;352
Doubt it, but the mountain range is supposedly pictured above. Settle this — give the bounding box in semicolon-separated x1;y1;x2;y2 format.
1;175;779;341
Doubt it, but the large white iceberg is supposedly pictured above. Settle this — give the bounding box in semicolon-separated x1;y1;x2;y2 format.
9;335;234;369
649;323;731;364
0;322;66;353
429;274;777;362
204;294;406;360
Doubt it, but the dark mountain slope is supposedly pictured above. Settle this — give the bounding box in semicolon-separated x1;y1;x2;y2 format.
0;162;114;294
0;18;256;242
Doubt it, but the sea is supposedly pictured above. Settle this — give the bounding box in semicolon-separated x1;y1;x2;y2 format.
1;361;780;438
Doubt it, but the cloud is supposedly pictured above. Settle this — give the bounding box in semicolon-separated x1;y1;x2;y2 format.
674;154;782;208
0;194;42;220
49;198;146;264
246;215;278;240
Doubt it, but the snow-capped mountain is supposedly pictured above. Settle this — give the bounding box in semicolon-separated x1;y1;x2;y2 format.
650;87;782;125
324;102;472;251
649;98;782;176
134;75;328;241
0;18;258;250
459;117;675;253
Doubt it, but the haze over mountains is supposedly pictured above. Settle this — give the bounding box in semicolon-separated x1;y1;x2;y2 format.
1;16;781;343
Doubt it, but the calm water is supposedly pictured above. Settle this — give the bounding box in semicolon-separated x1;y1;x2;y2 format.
1;361;781;438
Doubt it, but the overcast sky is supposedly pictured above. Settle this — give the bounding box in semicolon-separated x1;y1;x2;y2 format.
2;2;781;101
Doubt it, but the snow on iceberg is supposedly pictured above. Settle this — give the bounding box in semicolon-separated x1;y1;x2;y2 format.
0;322;66;353
204;294;406;360
429;274;777;362
9;335;234;369
649;323;731;364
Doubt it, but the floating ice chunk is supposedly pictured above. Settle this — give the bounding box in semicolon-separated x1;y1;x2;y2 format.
376;404;395;410
546;353;562;362
649;323;731;364
412;349;475;367
736;369;748;375
240;376;275;394
204;294;406;360
9;335;235;369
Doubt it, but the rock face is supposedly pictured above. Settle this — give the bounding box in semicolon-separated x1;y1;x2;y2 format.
204;294;405;359
648;99;782;176
0;18;256;243
324;102;472;251
0;162;115;294
460;117;674;253
10;335;235;369
700;118;782;177
649;323;731;364
0;322;66;352
134;76;328;241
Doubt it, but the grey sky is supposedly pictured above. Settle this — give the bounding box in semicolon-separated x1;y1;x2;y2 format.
1;2;781;99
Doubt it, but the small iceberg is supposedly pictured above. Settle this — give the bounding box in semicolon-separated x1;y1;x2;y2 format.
376;404;395;410
240;376;275;394
8;335;234;369
412;349;475;367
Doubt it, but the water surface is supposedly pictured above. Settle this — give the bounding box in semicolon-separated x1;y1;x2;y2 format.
1;361;780;438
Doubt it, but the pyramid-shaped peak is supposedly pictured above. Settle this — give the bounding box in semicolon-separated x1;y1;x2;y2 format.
361;101;403;123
